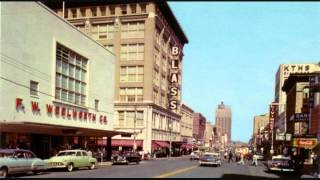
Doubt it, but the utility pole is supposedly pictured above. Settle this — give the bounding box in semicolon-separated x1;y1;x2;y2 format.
133;105;137;152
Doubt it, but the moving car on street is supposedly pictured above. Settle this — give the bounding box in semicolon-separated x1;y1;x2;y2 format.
266;155;295;172
190;150;201;161
199;152;222;167
112;151;141;165
46;149;97;172
0;149;47;178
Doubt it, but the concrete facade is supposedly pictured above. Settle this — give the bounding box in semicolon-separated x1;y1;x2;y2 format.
45;1;188;153
193;113;206;145
180;103;194;143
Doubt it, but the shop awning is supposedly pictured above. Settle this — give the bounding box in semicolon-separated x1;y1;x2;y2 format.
0;121;132;137
112;139;143;147
152;141;169;149
181;143;193;149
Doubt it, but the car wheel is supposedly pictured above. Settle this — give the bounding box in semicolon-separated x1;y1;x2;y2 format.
0;167;8;178
67;163;74;172
89;162;95;170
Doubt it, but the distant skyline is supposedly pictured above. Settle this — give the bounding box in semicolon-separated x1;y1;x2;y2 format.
169;2;320;142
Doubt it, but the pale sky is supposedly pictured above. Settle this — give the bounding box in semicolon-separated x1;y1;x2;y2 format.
169;2;320;142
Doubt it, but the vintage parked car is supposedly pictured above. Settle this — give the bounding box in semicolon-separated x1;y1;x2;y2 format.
46;150;97;172
112;151;141;165
266;155;295;172
190;150;201;161
199;152;222;167
0;149;47;178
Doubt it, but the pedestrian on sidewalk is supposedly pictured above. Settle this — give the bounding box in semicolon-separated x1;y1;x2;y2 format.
238;153;245;165
252;154;258;166
228;151;233;163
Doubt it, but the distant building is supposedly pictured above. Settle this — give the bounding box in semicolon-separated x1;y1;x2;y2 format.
204;122;213;148
215;102;232;148
193;113;206;145
253;113;269;135
180;103;194;144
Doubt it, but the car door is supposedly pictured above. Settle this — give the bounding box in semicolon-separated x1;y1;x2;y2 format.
13;151;30;173
75;151;83;168
81;151;90;167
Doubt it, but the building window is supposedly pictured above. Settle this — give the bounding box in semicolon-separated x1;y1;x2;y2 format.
80;8;86;17
140;3;146;13
120;44;144;61
30;81;39;96
153;69;159;86
118;111;124;127
120;5;127;15
130;4;136;14
91;23;114;40
56;43;88;106
154;48;160;66
121;21;145;39
104;44;114;52
95;99;99;111
153;90;159;105
100;6;106;16
91;7;97;17
109;5;115;15
120;66;143;82
136;111;144;126
71;8;77;18
119;87;143;102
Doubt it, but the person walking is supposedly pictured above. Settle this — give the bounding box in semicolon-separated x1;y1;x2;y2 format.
252;154;258;166
238;153;245;165
228;151;233;163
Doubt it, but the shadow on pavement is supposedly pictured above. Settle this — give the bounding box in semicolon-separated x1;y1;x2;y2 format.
221;173;301;179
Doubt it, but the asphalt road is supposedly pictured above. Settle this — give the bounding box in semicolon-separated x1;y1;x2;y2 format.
14;156;302;178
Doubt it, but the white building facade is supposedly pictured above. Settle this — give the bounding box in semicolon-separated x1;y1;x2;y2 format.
0;2;118;158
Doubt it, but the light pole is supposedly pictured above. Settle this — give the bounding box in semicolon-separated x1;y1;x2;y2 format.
133;105;137;152
169;119;172;159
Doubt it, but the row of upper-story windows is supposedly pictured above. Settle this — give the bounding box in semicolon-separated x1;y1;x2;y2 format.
61;3;147;19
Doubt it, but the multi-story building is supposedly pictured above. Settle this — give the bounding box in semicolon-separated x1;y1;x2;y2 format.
193;113;206;145
45;0;188;153
253;113;269;135
215;101;232;148
282;73;319;160
204;122;213;148
180;103;194;143
0;2;130;159
309;72;320;152
274;63;320;133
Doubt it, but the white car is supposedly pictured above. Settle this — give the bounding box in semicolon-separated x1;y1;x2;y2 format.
199;152;222;167
0;149;47;178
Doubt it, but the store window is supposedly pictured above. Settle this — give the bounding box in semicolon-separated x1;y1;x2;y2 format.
56;43;88;106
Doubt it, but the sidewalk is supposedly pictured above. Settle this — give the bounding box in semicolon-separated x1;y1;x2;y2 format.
96;161;112;168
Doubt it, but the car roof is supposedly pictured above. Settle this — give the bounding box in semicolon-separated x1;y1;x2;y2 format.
59;149;85;153
203;152;219;155
0;149;31;153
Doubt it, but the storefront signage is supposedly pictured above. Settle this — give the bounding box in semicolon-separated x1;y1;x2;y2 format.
290;113;310;122
15;98;107;125
283;64;310;77
169;46;180;110
269;103;277;134
292;138;317;149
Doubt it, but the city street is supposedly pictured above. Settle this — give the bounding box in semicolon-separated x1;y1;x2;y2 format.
12;156;302;178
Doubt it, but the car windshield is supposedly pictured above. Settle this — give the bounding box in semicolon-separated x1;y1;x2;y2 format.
0;152;13;158
57;151;76;156
203;155;217;158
